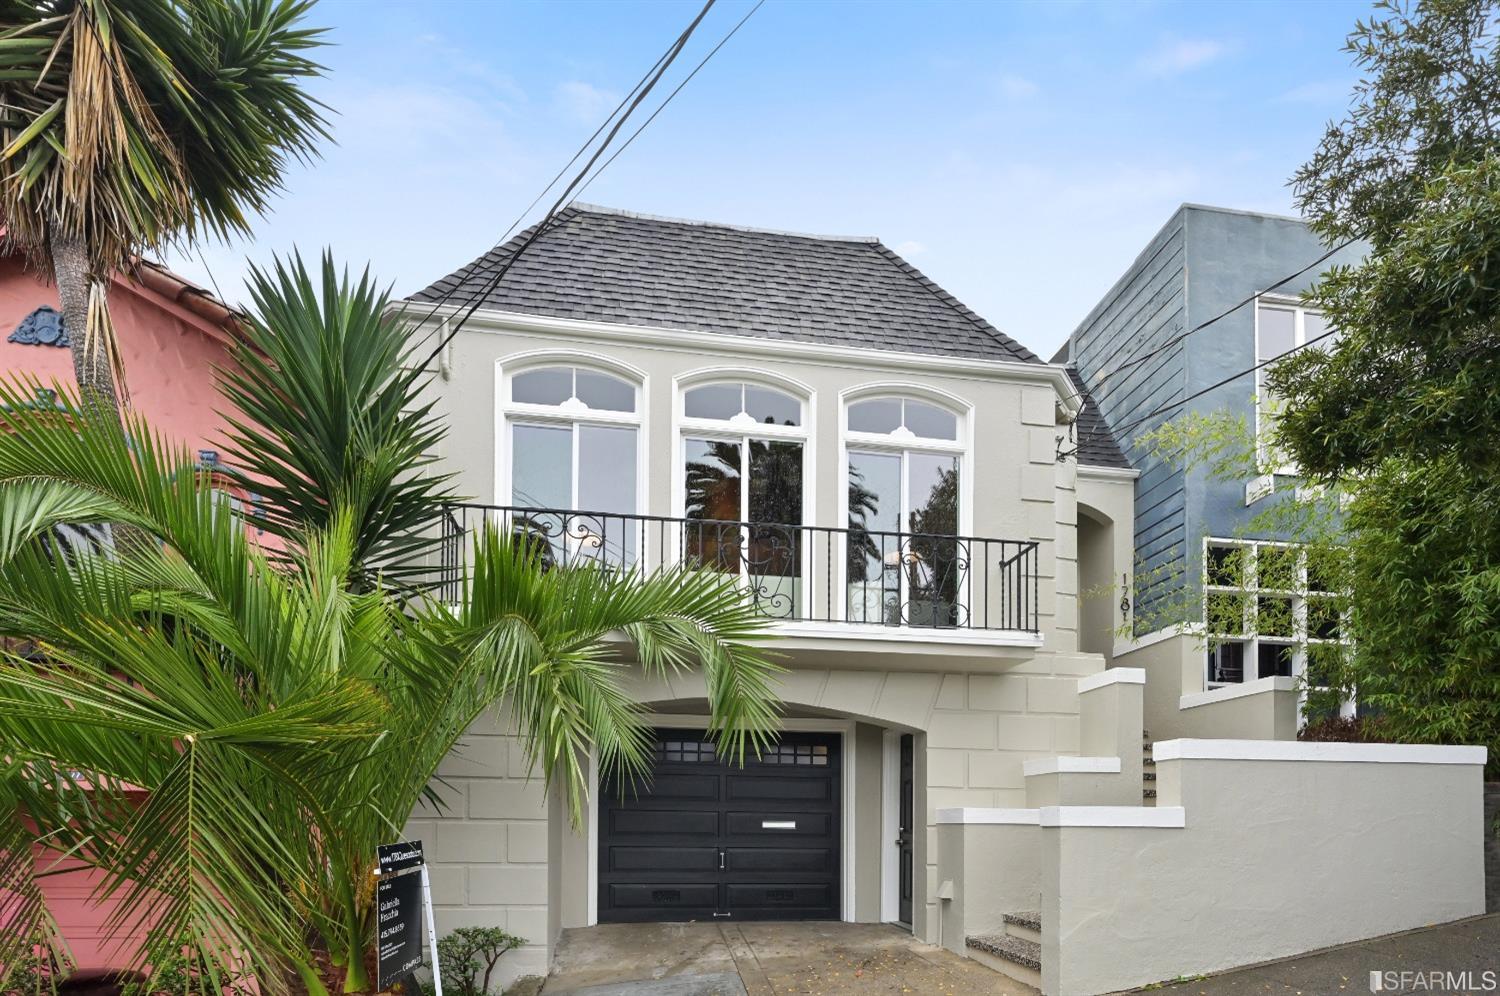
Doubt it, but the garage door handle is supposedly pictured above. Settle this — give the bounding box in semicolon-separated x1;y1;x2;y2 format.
719;849;725;871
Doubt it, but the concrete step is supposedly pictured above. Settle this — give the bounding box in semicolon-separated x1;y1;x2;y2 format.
1144;788;1158;799
966;933;1042;990
1143;771;1157;781
1002;910;1041;945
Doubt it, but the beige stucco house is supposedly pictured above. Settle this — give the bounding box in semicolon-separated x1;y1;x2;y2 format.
395;203;1136;982
394;205;1489;994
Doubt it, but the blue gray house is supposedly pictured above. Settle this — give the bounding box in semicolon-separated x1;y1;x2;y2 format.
1054;204;1364;742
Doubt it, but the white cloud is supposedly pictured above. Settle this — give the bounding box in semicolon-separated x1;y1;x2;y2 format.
997;74;1040;100
892;240;927;257
554;80;621;125
1138;37;1228;77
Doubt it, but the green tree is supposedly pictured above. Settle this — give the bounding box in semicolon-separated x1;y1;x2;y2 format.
1132;408;1355;723
1267;0;1500;764
0;257;781;993
0;0;328;420
217;254;453;591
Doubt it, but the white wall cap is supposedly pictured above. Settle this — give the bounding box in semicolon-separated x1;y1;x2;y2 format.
770;619;1044;648
1022;756;1122;776
935;807;1041;825
1078;667;1146;694
1040;806;1186;828
1179;676;1295;710
1153;739;1489;766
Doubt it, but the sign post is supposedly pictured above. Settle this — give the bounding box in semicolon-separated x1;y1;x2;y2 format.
375;841;443;996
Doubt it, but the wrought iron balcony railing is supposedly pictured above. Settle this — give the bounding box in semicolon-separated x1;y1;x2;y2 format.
436;504;1040;634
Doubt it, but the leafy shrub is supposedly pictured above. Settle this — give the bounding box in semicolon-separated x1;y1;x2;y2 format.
1298;713;1388;743
0;935;71;996
437;927;526;996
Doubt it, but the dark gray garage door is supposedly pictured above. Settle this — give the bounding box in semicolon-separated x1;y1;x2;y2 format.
598;728;841;922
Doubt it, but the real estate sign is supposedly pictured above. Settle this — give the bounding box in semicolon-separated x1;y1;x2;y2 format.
376;840;440;992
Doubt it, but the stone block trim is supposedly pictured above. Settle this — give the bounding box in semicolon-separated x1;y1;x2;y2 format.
404;708;550;992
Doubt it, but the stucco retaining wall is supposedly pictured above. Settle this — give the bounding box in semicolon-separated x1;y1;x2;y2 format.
934;818;1040;956
1041;741;1489;996
1173;678;1298;741
1486;782;1499;914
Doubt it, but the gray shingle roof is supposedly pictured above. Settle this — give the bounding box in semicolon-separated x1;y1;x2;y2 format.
1066;368;1131;470
408;204;1041;364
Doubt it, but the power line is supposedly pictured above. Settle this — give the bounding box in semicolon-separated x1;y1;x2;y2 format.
414;0;744;375
403;33;686;352
1067;237;1357;409
413;0;765;363
571;0;766;202
1106;325;1342;442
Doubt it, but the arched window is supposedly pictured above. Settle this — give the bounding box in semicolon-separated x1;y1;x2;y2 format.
683;381;802;428
679;379;807;618
844;394;965;627
847;397;957;441
504;363;640;567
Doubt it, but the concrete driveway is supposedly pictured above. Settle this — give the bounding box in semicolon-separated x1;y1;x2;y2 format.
539;921;1036;995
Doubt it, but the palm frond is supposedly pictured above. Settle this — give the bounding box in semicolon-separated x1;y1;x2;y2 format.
446;527;783;824
218;251;456;589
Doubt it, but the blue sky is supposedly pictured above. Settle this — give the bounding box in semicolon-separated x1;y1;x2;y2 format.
164;0;1369;360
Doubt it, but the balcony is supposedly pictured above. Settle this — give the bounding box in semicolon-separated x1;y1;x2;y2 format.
436;504;1040;637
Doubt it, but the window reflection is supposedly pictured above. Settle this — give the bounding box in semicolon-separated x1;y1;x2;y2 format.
846;447;960;627
683;435;803;617
512;366;636;412
848;397;957;440
684;382;801;427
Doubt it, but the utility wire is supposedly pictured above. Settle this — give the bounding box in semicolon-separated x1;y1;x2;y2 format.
1061;236;1359;461
1067;237;1357;409
1105;325;1341;442
571;0;766;202
403;35;684;351
414;0;728;375
412;0;764;362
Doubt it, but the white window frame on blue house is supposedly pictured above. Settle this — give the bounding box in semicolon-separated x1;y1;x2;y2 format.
1202;537;1347;693
1253;297;1337;471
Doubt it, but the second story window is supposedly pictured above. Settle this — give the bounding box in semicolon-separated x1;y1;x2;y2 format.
504;363;640;567
1256;301;1337;463
680;380;806;617
845;395;965;627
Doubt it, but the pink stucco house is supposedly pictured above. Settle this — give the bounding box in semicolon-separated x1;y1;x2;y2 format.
1;250;245;457
2;247;248;970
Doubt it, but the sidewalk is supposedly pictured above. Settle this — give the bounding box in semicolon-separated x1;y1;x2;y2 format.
1140;915;1500;995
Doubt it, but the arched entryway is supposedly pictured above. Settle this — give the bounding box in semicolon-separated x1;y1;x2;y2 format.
1077;503;1116;661
557;667;932;938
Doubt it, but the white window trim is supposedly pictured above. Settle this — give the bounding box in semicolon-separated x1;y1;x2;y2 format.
838;384;975;625
671;368;817;618
1253;297;1324;474
495;352;648;518
1201;536;1354;721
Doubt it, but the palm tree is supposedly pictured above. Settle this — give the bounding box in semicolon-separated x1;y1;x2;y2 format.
0;0;329;420
216;253;453;592
0;257;781;994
